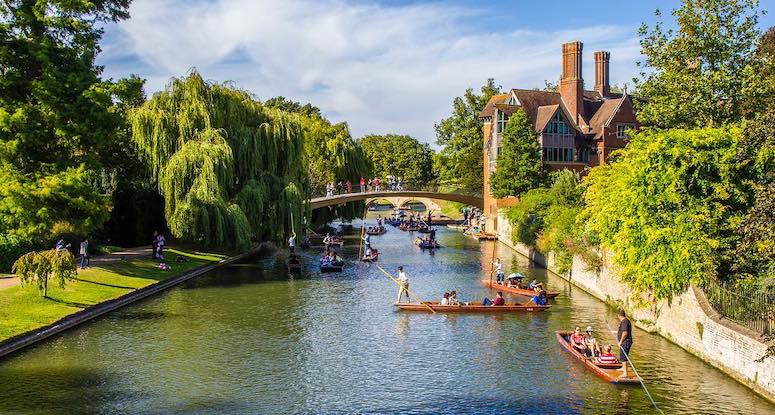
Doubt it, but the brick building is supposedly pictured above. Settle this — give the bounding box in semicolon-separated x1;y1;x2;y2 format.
479;41;638;231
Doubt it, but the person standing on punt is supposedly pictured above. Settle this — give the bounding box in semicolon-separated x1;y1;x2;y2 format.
617;309;633;378
396;266;410;303
493;258;504;284
288;231;296;254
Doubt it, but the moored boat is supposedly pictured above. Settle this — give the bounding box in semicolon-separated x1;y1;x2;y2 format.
555;331;641;384
481;279;560;299
324;237;345;247
394;301;550;312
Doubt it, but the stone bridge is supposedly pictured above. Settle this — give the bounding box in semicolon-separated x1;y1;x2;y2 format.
310;191;483;211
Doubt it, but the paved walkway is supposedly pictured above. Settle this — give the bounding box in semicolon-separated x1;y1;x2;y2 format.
0;246;154;291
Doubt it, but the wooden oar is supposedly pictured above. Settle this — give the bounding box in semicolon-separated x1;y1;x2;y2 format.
375;264;436;313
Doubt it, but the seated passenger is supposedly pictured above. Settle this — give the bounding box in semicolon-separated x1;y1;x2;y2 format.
570;327;588;354
597;345;619;364
528;279;539;289
487;292;505;306
440;292;450;305
448;290;459;305
584;326;601;357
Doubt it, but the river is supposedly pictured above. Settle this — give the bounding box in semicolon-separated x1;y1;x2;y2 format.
0;223;772;414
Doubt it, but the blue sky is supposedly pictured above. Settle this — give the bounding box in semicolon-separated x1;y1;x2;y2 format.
98;0;775;145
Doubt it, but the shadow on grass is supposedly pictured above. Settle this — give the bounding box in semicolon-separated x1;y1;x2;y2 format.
45;296;92;309
75;278;135;290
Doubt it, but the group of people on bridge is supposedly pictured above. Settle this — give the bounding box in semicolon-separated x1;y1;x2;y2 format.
324;176;405;197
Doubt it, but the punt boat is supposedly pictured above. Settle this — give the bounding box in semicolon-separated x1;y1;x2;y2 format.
394;301;550;313
481;279;560;299
556;331;641;384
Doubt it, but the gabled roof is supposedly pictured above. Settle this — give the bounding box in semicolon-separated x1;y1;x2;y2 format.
534;105;559;132
588;96;626;138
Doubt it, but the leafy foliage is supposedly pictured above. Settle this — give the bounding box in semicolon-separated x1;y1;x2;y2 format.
358;134;435;188
435;79;500;194
489;110;544;198
506;170;597;274
13;249;77;298
635;0;771;128
583;127;751;299
264;96;371;224
0;234;34;273
0;165;111;242
131;72;308;250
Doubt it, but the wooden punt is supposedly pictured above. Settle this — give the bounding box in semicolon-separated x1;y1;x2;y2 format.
324;238;345;247
400;225;420;232
475;232;498;240
394;301;550;313
366;228;387;235
447;224;468;230
417;227;433;234
555;331;641;384
414;238;441;249
481;279;560;299
361;249;379;262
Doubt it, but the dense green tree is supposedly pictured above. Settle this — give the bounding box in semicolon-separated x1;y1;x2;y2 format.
0;0;134;245
583;127;752;300
131;72;308;250
635;0;771;128
731;106;775;289
263;96;322;118
358;134;435;188
489;110;544;198
435;79;500;194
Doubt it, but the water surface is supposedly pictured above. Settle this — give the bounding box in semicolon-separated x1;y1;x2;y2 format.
0;224;772;414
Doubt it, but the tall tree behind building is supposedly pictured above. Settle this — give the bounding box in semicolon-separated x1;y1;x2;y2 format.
435;79;501;194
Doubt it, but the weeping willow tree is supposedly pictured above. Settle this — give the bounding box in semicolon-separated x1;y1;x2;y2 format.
264;96;371;226
131;72;308;250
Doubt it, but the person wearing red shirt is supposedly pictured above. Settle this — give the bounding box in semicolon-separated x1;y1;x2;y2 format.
359;177;365;193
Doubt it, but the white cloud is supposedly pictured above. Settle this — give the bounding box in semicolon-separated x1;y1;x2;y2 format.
98;0;643;145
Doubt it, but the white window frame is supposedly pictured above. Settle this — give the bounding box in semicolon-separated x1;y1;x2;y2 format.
617;123;635;138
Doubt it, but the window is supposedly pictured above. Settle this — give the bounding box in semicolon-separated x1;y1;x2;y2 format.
578;147;590;162
617;123;635;138
546;113;570;135
507;95;519;105
497;111;509;133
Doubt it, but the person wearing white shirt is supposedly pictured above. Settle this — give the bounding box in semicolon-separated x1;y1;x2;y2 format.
288;232;296;253
493;258;504;284
440;292;450;305
396;266;410;303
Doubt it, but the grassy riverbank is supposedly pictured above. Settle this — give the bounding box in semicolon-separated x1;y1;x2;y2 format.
0;248;225;342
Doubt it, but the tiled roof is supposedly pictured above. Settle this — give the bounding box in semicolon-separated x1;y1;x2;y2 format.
479;94;508;118
534;105;559;132
588;97;625;138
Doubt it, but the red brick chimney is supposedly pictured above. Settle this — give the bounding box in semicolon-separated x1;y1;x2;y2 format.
560;41;584;125
594;51;610;98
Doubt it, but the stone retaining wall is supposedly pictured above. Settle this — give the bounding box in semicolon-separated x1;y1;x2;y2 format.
496;210;775;403
0;245;268;361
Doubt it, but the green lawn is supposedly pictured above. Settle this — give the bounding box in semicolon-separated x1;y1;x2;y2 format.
437;200;465;219
0;248;226;342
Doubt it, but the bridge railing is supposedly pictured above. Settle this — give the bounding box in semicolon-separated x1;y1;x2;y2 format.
311;183;481;200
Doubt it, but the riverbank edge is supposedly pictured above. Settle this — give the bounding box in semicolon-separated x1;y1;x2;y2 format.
494;210;775;404
0;243;271;361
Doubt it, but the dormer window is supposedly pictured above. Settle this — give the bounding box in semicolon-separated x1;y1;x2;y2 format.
507;95;519;105
545;112;570;134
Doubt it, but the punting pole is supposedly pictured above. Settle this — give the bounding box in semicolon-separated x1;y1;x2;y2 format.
603;319;665;414
375;264;436;313
357;206;367;260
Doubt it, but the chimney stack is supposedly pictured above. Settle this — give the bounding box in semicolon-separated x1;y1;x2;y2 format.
594;51;610;98
560;41;584;125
